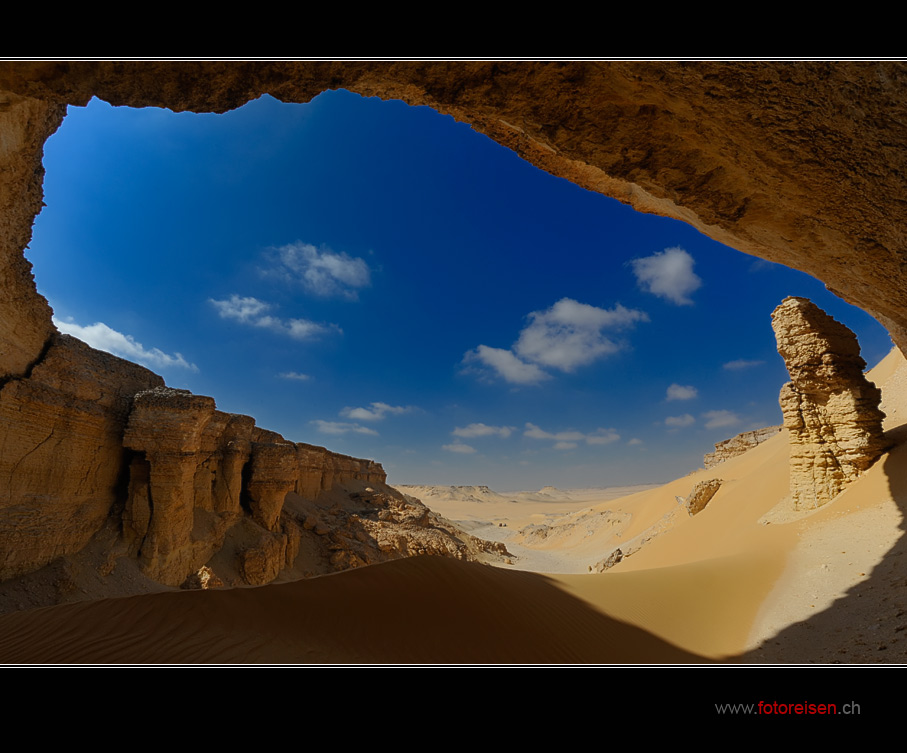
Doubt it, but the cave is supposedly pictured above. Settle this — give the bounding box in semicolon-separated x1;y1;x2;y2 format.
1;60;904;583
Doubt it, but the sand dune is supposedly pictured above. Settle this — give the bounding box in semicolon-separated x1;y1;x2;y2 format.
2;351;906;664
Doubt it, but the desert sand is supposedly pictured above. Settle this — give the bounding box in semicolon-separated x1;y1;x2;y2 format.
1;351;906;664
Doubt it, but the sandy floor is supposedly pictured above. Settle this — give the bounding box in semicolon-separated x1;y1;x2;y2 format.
2;351;906;664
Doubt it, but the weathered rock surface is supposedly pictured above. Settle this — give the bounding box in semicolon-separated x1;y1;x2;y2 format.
772;297;889;510
591;548;624;572
0;327;499;595
284;485;510;575
0;334;162;579
685;479;722;516
704;426;782;468
2;62;907;362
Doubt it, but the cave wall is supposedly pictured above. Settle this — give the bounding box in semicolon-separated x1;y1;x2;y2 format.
0;60;904;581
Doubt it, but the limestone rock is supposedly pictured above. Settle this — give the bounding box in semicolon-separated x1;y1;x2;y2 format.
181;565;224;590
122;387;218;585
239;531;288;586
246;442;298;531
119;386;391;586
282;484;511;575
704;426;781;468
0;334;162;579
591;548;624;572
771;297;889;510
685;479;722;516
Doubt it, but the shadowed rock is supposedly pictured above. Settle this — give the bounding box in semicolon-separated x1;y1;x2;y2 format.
686;479;722;516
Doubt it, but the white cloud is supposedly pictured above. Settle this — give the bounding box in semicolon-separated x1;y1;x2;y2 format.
266;242;371;300
54;317;198;372
665;414;695;428
630;247;701;305
554;441;578;450
463;345;550;385
514;299;649;372
586;428;621;445
340;402;415;421
208;296;269;323
464;298;647;385
209;295;340;340
452;423;515;439
703;410;741;429
525;423;585;442
723;359;764;371
443;442;477;454
628;438;643;446
279;372;310;381
666;383;698;401
524;423;620;446
310;420;379;436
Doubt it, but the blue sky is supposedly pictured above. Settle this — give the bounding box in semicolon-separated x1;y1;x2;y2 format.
26;90;894;489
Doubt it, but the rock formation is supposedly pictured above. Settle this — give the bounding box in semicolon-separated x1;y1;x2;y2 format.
704;426;781;468
771;297;889;510
685;479;722;516
0;334;163;579
0;335;501;593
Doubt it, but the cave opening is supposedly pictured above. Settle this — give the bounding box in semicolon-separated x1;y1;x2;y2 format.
24;89;894;491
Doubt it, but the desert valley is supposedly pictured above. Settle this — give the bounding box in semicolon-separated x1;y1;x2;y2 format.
0;61;906;669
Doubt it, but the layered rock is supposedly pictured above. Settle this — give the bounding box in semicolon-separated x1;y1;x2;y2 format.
245;442;298;532
123;387;221;584
704;426;782;468
119;386;393;586
771;297;889;510
685;479;722;516
0;338;499;594
287;485;510;574
0;335;162;579
0;326;402;588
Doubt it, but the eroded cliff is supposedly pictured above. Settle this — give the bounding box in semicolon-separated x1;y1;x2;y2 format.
0;332;504;597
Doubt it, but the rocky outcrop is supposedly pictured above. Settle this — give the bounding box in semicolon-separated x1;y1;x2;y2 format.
704;426;781;468
771;297;889;510
591;548;624;572
685;479;722;516
0;328;502;593
0;334;162;579
118;385;396;586
0;328;401;587
287;485;510;574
